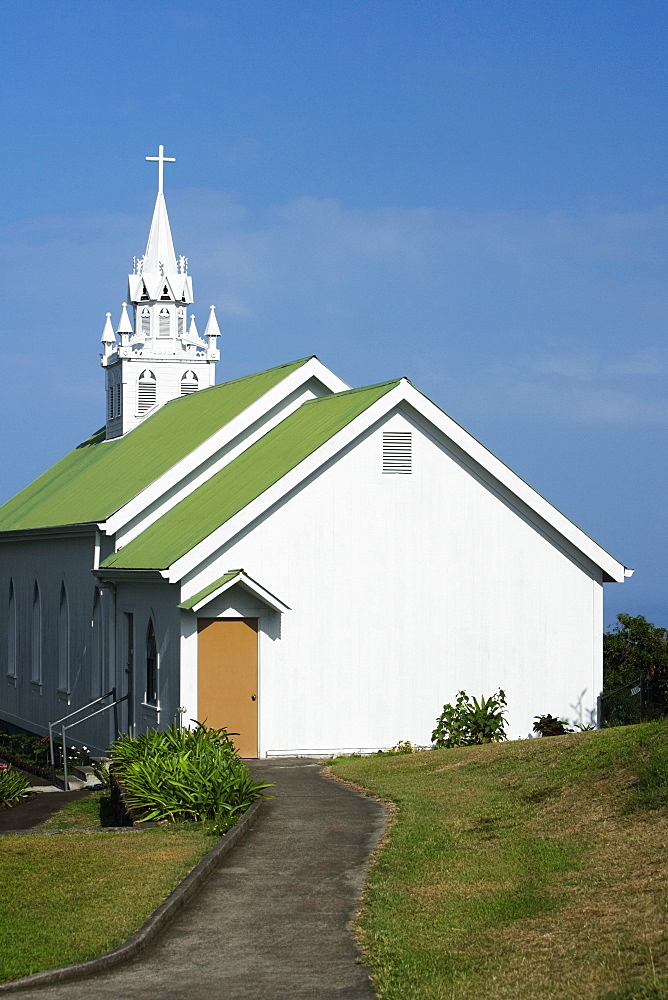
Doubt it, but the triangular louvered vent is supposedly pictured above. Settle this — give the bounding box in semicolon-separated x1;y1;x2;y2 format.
382;431;412;474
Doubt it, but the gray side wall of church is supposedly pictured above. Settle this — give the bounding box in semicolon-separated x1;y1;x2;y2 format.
112;578;182;739
0;531;115;752
1;533;181;755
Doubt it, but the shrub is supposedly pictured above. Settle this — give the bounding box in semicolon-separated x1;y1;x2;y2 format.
389;740;427;754
432;689;507;748
533;714;573;737
0;764;31;808
110;722;271;833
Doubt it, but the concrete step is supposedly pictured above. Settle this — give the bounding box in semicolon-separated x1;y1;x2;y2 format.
51;773;88;792
72;765;103;788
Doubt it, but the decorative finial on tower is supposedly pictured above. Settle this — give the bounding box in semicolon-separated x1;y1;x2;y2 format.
204;305;221;341
116;303;133;336
101;312;116;358
204;305;221;361
146;144;176;195
101;313;115;343
116;302;133;348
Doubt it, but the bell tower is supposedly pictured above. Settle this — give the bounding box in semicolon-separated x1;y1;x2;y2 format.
100;145;220;439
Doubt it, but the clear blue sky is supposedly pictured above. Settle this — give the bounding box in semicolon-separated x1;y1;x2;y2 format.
1;0;666;628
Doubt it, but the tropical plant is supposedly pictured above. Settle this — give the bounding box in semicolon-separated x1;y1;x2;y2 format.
110;722;272;833
533;714;573;737
432;689;507;748
0;764;32;808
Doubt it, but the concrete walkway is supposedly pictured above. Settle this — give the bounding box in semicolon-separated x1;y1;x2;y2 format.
0;790;88;832
10;759;387;999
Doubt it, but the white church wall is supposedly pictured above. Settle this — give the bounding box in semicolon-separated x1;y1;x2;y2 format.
184;406;604;755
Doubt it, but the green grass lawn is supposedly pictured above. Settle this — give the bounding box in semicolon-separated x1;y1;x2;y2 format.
39;790;115;828
329;721;668;1000
0;821;217;984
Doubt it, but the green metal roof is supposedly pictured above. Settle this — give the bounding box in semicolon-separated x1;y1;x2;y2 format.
0;359;311;532
178;571;242;610
102;379;400;571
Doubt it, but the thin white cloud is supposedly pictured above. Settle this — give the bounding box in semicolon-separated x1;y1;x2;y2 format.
1;194;667;434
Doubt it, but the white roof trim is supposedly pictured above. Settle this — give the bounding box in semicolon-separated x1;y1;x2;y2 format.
166;378;628;585
104;357;350;539
187;571;290;614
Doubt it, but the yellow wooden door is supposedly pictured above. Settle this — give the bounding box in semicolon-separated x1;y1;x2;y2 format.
197;618;258;757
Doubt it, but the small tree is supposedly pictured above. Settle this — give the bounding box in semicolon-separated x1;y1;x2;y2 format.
432;690;507;748
603;614;668;725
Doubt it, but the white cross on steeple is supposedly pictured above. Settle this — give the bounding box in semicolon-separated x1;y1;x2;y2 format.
146;144;176;195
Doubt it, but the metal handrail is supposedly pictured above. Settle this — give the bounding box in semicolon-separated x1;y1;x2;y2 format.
59;694;127;790
48;690;116;780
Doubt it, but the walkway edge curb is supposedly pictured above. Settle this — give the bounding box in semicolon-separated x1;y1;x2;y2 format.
0;799;264;993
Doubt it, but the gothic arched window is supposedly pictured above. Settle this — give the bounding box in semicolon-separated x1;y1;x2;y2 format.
158;307;170;338
31;582;42;685
145;619;158;706
91;589;103;698
7;579;17;679
58;583;70;693
137;370;157;414
180;370;199;396
141;307;151;338
177;308;185;337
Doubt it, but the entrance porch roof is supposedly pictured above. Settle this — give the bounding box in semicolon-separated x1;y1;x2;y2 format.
179;569;290;615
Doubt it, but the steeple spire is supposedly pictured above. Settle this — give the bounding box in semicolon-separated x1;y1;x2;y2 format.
101;145;219;440
143;191;178;278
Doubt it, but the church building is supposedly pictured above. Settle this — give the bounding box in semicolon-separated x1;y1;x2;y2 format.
0;147;631;757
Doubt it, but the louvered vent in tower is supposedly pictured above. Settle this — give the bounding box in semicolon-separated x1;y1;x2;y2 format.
181;370;198;395
382;431;412;474
137;370;157;413
158;307;170;338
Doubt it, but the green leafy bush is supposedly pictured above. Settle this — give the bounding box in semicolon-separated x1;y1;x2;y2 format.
110;723;271;833
432;689;507;748
533;714;573;737
0;765;31;808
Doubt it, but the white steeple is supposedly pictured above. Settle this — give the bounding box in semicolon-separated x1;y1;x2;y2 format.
101;145;220;440
143;191;178;278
